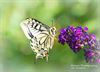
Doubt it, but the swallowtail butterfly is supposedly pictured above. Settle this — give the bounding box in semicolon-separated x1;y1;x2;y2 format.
20;18;56;61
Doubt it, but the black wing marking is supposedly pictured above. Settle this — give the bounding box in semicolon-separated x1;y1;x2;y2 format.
20;18;50;39
29;18;50;32
20;22;34;39
30;32;50;50
27;24;34;38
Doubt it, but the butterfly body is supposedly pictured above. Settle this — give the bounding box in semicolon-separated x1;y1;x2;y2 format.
20;18;56;61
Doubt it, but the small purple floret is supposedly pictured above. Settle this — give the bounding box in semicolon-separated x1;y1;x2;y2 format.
84;27;88;31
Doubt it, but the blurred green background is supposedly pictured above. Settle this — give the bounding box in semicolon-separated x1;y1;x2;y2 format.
0;0;100;72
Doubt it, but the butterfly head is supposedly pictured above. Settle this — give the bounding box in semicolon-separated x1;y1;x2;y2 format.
50;27;56;36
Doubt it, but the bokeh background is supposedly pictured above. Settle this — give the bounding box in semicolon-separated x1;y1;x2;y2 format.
0;0;100;72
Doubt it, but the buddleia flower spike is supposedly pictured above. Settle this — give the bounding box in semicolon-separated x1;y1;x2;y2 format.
58;26;89;53
20;18;56;62
58;25;100;64
84;39;100;64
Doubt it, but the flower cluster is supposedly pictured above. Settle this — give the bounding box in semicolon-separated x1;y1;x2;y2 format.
84;40;100;63
58;26;100;63
58;26;95;53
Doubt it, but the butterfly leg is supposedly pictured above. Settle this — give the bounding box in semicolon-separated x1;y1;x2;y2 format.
45;55;48;62
44;50;49;62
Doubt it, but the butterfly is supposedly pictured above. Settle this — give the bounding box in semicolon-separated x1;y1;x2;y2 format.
20;18;56;61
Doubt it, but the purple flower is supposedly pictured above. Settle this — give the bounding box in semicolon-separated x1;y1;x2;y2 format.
58;25;100;64
96;59;100;63
58;34;66;45
84;27;88;31
90;34;96;40
60;28;67;34
58;26;92;53
84;48;95;63
84;40;100;64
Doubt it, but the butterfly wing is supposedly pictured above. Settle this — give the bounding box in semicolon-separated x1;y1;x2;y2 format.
30;34;49;60
20;18;55;61
20;18;50;39
20;20;33;39
46;37;54;49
